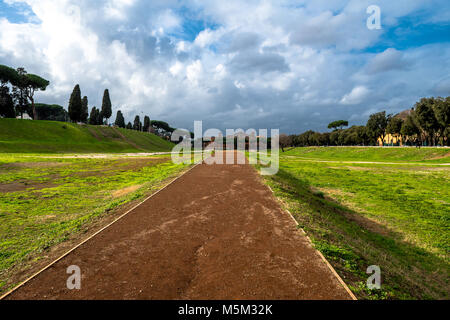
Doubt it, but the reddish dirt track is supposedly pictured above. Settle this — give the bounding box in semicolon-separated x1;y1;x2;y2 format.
5;152;352;300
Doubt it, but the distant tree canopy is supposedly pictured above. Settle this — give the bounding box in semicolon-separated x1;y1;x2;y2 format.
328;120;348;131
287;96;449;148
0;65;20;85
0;86;15;118
34;104;68;121
68;84;82;122
101;89;112;123
23;73;50;120
279;134;291;152
400;113;420;139
143;115;151;132
415;98;439;145
0;65;49;120
133;115;141;131
366;111;389;143
89;106;102;125
126;122;132;129
386;116;403;144
435;97;450;143
81;96;89;123
114;110;125;128
0;65;18;118
150;120;175;137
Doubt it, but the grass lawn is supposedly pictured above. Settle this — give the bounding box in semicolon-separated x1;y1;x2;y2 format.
260;147;449;299
0;153;190;294
284;146;450;163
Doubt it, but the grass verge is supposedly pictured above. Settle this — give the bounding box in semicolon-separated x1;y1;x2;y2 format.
257;148;449;299
0;153;190;294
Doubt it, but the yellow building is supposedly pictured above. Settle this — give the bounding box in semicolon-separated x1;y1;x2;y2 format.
378;134;403;146
377;109;414;146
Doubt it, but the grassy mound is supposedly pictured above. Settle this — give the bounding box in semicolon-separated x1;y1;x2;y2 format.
0;118;174;153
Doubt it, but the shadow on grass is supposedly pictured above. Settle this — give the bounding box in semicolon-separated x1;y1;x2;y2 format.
267;168;449;300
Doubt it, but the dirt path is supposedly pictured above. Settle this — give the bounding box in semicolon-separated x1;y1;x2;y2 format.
4;153;353;300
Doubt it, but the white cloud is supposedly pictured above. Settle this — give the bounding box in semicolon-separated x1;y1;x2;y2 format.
169;61;184;76
186;60;203;84
0;0;448;134
340;86;370;105
366;48;411;74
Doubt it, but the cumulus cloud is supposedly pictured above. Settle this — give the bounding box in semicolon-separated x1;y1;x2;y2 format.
340;86;370;105
366;48;411;74
0;0;449;134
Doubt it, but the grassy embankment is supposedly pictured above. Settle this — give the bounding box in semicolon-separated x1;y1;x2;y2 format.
0;118;174;153
260;147;449;299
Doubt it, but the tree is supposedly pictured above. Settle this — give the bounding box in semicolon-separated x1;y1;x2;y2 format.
0;86;15;118
0;65;49;120
133;115;141;131
356;126;369;146
89;106;101;125
88;107;96;125
432;97;450;146
23;73;50;120
366;111;388;145
143;115;150;132
115;110;125;128
34;104;68;121
150;120;175;136
101;89;112;124
401;114;420;145
126;121;132;129
0;65;19;85
81;96;89;123
68;84;82;122
328;120;348;131
279;134;291;152
10;68;30;119
0;66;16;118
386;117;403;145
415;98;439;146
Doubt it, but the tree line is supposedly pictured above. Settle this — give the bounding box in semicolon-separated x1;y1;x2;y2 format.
0;63;175;138
0;65;50;120
66;84;176;138
67;84;154;133
281;96;449;149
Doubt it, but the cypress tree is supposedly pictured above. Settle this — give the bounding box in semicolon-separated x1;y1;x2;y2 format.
143;115;150;132
96;108;103;125
133;115;141;131
126;122;132;129
115;110;125;128
88;106;97;125
68;84;82;122
101;89;112;124
81;96;88;123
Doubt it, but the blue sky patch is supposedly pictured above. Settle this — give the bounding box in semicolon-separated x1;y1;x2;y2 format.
0;0;38;24
169;6;220;41
365;17;450;53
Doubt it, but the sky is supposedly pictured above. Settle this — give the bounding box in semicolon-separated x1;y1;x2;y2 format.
0;0;449;133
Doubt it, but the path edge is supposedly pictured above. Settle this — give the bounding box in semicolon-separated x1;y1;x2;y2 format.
264;182;358;300
0;160;202;300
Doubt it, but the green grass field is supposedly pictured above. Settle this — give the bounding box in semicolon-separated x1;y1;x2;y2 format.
261;147;449;299
0;118;174;153
284;146;450;163
0;153;190;294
